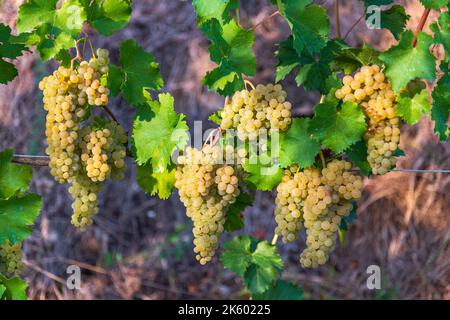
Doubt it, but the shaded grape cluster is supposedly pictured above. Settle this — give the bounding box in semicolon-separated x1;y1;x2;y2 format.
335;65;401;175
0;242;24;275
220;84;292;140
274;160;363;268
175;146;240;265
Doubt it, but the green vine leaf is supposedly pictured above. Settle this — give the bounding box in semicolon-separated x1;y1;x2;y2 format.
379;31;436;93
0;194;42;246
253;279;304;300
0;149;33;200
0;24;28;84
17;0;86;61
419;0;448;9
224;192;253;232
279;118;321;169
242;161;283;192
333;44;381;74
221;236;283;295
396;89;431;125
0;275;27;300
81;0;132;36
379;5;410;40
309;101;367;153
132;93;189;171
431;64;450;140
201;19;256;96
279;1;330;56
430;11;450;62
346;140;372;177
110;39;164;107
136;162;176;200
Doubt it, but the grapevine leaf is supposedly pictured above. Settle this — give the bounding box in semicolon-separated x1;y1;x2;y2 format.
333;44;381;74
379;31;436;92
192;0;234;25
224;192;253;232
0;284;5;298
106;63;124;96
0;275;27;300
379;5;410;40
0;24;28;84
396;89;431;125
201;19;256;96
253;280;304;300
419;0;448;9
244;241;284;295
221;236;283;295
82;0;132;36
430;11;450;62
17;0;58;33
0;194;42;245
279;118;321;169
309;101;367;153
0;149;33;199
132;93;189;171
17;0;86;61
208;111;222;125
220;236;253;277
346;140;372;176
275;36;300;83
280;2;330;56
242;161;283;191
136;162;176;200
118;39;164;106
431;65;450;140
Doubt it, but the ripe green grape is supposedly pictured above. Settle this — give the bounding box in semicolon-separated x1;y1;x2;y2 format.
71;121;127;231
80;121;128;183
275;160;363;268
335;65;401;175
0;242;24;275
69;172;103;231
39;48;111;184
175;146;240;265
220;84;292;140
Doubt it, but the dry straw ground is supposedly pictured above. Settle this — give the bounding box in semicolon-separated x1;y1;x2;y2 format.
0;0;448;299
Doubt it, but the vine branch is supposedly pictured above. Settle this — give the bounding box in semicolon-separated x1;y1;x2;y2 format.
12;155;50;167
251;10;280;30
102;105;119;123
335;0;341;38
413;8;431;47
344;12;365;40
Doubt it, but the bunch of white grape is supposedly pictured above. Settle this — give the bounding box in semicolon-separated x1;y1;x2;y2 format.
39;49;111;183
335;65;401;175
70;121;127;230
365;118;401;175
69;173;104;231
0;242;24;275
175;145;240;265
80;121;127;183
274;160;363;268
220;84;292;140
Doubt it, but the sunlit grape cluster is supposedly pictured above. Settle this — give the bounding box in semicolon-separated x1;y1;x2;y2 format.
0;242;24;275
80;122;127;183
274;160;363;268
77;48;110;107
39;49;111;184
175;146;240;265
335;65;401;175
220;84;292;140
68;173;104;231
